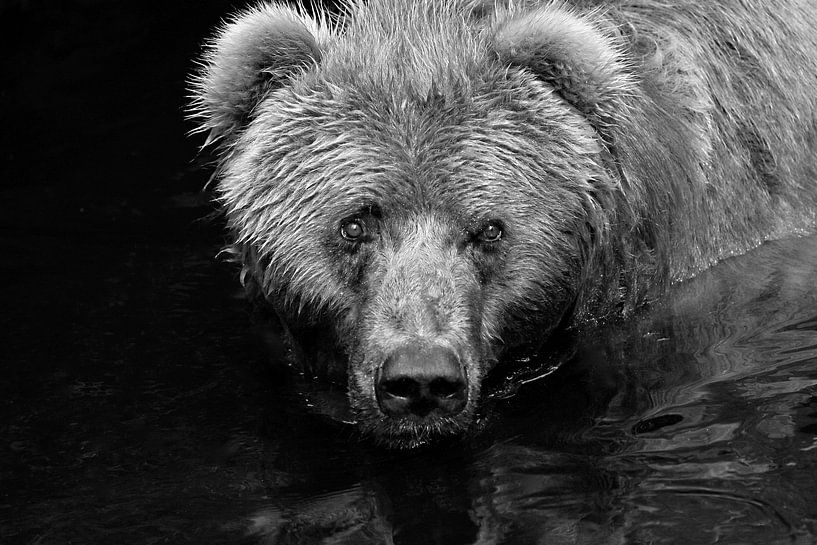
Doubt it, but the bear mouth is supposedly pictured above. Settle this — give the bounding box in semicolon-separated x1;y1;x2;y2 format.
361;407;477;450
267;310;485;448
348;372;477;449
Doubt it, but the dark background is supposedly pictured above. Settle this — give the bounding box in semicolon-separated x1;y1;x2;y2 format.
0;0;245;338
0;0;341;283
0;1;339;543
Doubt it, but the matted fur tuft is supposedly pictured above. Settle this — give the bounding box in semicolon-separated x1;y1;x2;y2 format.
187;2;331;145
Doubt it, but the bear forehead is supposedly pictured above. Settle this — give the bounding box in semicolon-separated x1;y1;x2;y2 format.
232;74;599;224
217;1;606;235
317;0;488;99
222;84;602;242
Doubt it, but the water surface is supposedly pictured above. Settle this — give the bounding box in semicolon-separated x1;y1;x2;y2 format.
3;229;816;544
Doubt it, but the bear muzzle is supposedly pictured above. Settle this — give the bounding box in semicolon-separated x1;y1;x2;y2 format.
376;345;468;419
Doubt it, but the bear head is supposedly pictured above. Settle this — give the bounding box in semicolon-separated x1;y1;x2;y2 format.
189;0;642;448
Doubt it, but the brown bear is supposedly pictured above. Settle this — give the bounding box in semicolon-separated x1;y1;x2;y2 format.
189;0;817;448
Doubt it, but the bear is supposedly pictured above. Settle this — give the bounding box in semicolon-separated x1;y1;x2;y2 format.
189;0;817;448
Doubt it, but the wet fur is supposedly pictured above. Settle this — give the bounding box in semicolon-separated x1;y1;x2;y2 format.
190;0;817;447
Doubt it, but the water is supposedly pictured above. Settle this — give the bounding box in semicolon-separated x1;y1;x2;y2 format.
2;224;816;544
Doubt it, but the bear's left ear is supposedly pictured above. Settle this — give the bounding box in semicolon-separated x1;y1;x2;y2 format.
490;5;637;148
188;3;327;147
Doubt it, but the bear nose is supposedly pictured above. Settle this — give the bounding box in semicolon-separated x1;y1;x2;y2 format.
376;346;467;418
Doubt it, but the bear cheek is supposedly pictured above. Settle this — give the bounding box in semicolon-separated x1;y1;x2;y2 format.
478;238;580;352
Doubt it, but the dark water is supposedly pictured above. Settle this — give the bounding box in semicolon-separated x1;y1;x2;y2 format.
3;223;817;544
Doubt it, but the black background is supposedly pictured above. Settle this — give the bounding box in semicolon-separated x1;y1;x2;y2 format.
1;1;341;542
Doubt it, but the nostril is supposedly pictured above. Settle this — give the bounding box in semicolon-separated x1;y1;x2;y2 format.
380;377;420;399
428;377;464;398
376;345;468;418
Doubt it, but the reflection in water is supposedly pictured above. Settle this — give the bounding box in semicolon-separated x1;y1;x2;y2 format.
3;234;817;544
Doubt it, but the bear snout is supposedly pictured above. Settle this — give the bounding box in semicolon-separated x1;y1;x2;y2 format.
376;345;467;419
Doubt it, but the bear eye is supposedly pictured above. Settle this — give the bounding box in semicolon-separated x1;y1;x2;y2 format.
478;222;503;243
340;219;365;241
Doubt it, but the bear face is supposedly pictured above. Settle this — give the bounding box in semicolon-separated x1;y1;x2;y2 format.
186;0;817;448
188;1;641;447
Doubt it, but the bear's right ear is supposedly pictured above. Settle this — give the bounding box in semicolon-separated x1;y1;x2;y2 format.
188;3;326;147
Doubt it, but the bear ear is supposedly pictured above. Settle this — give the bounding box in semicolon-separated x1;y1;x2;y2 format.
188;3;326;147
490;4;637;147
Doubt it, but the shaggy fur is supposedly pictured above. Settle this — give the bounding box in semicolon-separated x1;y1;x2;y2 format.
189;0;817;448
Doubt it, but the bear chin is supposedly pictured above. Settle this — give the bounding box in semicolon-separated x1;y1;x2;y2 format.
354;406;478;450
